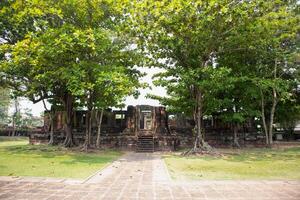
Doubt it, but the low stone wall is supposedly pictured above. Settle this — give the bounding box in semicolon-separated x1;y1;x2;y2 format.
97;135;137;150
28;132;183;151
0;129;31;137
29;133;49;145
29;131;299;149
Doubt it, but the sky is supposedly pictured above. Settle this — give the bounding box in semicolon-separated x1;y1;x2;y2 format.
9;67;167;117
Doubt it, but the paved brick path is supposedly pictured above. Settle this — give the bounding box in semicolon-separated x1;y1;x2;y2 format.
0;153;299;200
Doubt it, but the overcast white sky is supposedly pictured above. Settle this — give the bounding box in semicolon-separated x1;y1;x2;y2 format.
9;67;167;116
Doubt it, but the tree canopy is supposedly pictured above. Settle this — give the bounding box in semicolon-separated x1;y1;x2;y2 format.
0;0;143;147
0;0;299;149
127;0;299;150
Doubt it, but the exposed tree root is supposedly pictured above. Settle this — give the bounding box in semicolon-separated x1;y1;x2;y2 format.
63;137;74;148
48;132;54;145
81;143;98;153
232;124;241;149
48;137;54;145
81;141;92;152
182;140;221;156
232;139;241;149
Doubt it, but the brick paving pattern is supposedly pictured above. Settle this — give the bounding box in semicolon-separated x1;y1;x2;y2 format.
0;153;299;200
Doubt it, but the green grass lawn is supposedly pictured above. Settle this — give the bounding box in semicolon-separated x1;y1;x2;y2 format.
0;136;122;179
164;147;300;180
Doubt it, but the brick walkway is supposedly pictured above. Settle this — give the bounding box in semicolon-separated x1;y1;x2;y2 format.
0;153;299;200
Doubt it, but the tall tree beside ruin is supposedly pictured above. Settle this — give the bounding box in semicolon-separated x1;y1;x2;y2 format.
0;0;141;147
253;5;298;146
150;67;234;150
129;0;299;150
216;79;259;148
0;0;71;145
94;67;142;149
76;29;142;150
276;55;300;134
55;1;143;150
128;0;257;153
217;0;299;146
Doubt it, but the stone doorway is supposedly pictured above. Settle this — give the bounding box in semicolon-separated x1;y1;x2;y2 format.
140;111;152;130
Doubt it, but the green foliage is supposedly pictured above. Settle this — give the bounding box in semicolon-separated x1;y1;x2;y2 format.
276;91;300;133
150;67;233;116
131;0;299;133
0;1;144;147
0;0;142;116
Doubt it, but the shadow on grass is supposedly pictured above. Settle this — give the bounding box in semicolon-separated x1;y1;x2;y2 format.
2;145;61;158
0;136;28;142
226;147;300;162
0;165;7;169
1;143;122;165
170;147;300;163
60;156;113;165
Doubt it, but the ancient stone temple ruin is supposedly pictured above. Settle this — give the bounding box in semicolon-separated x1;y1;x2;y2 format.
30;104;267;150
34;105;194;151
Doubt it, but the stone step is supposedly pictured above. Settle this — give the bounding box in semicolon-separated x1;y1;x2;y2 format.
137;135;154;152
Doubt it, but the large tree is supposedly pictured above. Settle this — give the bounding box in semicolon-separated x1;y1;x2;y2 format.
129;0;299;151
128;0;259;152
76;30;142;150
217;0;299;146
0;0;142;147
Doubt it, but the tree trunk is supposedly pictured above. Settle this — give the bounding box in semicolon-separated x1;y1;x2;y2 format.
193;89;203;150
11;98;19;137
189;88;212;154
83;91;93;151
268;88;277;146
260;89;269;145
48;112;54;145
42;99;55;145
88;110;92;145
96;109;104;148
12;116;15;137
233;123;240;148
182;83;216;156
83;110;91;151
63;93;74;147
268;60;278;146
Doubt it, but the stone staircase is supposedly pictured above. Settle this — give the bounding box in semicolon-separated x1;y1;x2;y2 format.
136;135;154;152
